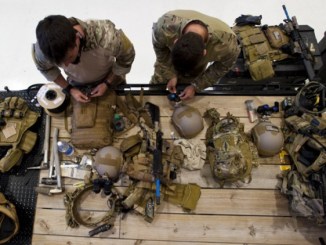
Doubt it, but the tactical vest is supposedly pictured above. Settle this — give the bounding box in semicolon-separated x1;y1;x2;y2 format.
0;193;19;244
232;25;290;81
0;97;39;172
204;109;258;187
70;89;146;149
280;113;326;225
283;114;326;178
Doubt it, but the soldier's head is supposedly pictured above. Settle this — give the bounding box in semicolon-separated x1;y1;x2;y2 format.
36;15;81;65
171;32;206;76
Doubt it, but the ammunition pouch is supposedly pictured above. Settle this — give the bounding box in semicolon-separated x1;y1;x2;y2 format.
205;110;258;187
0;97;39;172
232;24;290;81
0;193;19;244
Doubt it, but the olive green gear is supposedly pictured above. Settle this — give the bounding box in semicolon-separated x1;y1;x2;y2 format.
0;192;19;244
205;110;258;187
0;97;39;172
283;114;326;178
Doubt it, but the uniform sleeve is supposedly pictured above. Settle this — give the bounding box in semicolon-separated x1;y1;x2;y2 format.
31;43;61;81
193;33;240;91
96;20;135;76
152;20;176;81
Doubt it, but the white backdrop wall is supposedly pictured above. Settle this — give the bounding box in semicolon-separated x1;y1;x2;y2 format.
0;0;325;90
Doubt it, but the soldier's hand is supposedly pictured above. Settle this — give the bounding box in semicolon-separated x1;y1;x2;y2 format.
166;77;177;93
71;88;91;103
179;85;196;100
90;83;107;98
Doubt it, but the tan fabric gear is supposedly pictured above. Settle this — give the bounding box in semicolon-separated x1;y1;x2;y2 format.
204;110;258;187
0;97;39;172
0;193;19;244
264;26;290;49
173;138;206;170
232;24;290;81
70;89;116;149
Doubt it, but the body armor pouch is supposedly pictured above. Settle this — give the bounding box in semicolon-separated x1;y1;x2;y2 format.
0;193;19;244
0;97;39;172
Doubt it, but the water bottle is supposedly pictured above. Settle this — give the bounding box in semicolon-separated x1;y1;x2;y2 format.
57;140;74;156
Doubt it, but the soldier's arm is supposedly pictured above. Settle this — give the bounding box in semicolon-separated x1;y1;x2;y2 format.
152;22;176;81
192;34;240;91
113;29;135;76
97;20;135;77
31;43;62;82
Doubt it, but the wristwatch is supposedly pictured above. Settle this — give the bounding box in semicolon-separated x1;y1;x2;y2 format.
62;84;73;95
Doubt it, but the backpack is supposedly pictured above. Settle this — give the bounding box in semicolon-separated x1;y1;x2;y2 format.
204;109;258;187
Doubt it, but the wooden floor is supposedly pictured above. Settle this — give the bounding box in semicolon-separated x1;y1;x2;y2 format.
32;95;325;245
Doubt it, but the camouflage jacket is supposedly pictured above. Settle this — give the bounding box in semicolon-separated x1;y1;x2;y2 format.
152;10;240;91
32;18;135;84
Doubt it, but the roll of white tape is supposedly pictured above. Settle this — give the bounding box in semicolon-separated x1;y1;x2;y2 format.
37;83;66;110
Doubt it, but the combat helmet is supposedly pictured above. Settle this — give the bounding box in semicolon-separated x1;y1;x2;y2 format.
93;146;123;180
171;104;204;139
251;120;284;157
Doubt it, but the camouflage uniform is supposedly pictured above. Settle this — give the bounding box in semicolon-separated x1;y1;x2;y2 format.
150;10;240;91
32;18;135;86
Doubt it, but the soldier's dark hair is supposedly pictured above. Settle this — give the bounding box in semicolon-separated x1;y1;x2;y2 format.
36;15;76;64
171;32;205;75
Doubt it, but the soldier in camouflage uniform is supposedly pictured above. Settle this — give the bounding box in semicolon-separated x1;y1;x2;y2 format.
32;15;135;103
150;10;240;100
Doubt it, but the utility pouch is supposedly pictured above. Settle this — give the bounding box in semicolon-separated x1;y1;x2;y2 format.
264;26;289;49
73;99;97;128
164;183;201;212
248;59;275;81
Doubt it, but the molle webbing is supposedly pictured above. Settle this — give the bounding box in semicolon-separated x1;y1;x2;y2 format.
0;97;39;172
232;25;289;81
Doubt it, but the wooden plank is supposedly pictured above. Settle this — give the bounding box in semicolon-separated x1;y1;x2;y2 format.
120;214;325;245
36;188;290;216
32;234;245;245
33;208;120;238
33;209;325;245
